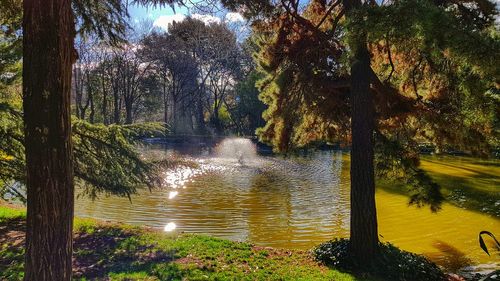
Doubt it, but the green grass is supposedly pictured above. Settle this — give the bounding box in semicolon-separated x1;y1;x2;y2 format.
0;205;25;222
374;155;500;217
0;205;368;281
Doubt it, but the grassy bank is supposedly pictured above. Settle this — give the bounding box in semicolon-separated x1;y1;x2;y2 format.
0;205;368;281
366;154;500;217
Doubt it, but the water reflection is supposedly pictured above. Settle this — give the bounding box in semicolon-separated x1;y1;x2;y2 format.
74;138;500;273
168;191;178;199
164;222;176;232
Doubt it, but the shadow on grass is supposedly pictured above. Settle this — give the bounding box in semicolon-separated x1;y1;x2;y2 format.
314;238;446;281
0;217;184;281
466;161;500;168
429;173;499;217
377;171;500;217
0;217;25;280
1;217;359;281
423;160;499;180
424;240;474;273
72;226;176;279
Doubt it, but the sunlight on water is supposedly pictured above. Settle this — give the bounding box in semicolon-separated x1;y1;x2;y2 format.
168;191;178;199
163;222;176;232
164;166;200;189
74;138;500;273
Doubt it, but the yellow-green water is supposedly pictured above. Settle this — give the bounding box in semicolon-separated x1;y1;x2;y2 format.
75;144;499;272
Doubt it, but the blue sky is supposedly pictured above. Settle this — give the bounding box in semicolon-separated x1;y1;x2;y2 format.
128;3;188;21
129;0;500;25
127;3;245;32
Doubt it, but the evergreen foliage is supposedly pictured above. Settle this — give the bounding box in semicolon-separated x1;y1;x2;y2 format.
231;71;267;135
230;0;499;209
0;0;22;97
314;238;446;281
0;101;168;202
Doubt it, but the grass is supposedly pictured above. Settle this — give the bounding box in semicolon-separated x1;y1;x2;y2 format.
418;156;500;216
0;204;369;281
371;154;500;217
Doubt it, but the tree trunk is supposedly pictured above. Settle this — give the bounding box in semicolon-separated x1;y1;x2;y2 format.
125;101;133;124
212;106;223;135
73;66;81;118
164;92;169;127
23;0;75;280
344;0;379;265
196;98;205;134
196;88;206;134
101;74;109;125
172;96;177;134
113;89;120;124
89;91;95;123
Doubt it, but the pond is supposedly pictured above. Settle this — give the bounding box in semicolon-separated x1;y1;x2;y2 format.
75;138;500;274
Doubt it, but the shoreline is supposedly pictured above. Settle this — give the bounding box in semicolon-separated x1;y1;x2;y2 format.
1;203;495;280
0;204;370;281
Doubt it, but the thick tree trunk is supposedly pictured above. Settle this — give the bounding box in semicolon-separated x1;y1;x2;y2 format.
22;0;75;280
349;43;378;264
344;0;379;265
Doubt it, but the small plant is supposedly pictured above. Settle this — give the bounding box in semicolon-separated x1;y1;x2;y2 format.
477;231;500;281
479;231;500;256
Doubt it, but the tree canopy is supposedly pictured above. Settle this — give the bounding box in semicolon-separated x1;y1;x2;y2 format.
220;0;499;264
229;0;499;210
0;0;182;203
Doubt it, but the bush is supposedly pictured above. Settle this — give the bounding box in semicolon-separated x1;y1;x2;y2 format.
313;238;446;281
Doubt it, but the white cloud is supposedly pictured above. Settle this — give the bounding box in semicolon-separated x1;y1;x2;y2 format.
153;14;187;31
225;12;244;23
153;13;228;32
191;14;221;25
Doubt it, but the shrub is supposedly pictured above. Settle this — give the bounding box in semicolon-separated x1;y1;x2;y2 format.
314;238;445;281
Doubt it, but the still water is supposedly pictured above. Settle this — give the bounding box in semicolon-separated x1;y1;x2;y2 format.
75;138;500;273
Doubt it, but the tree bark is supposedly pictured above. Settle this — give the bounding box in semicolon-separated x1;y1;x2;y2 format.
101;71;109;125
88;80;95;123
196;86;206;134
196;97;205;134
113;88;120;124
125;100;133;124
23;0;75;280
73;66;82;118
172;95;177;134
163;89;169;127
344;0;379;265
89;90;95;123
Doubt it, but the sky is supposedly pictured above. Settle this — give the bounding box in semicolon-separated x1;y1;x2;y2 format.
128;3;246;32
128;1;500;33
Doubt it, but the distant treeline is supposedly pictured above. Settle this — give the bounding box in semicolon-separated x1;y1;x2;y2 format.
71;18;265;136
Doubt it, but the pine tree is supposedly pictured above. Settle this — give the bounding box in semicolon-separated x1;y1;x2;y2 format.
20;0;177;279
222;0;499;264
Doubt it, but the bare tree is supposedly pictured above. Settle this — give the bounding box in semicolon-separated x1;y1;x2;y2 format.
73;37;97;121
142;32;198;133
